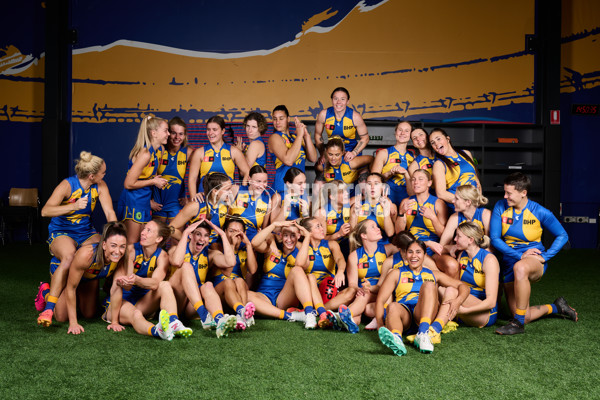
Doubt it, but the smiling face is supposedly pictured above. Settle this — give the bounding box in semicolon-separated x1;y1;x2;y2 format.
429;130;451;155
190;226;211;254
395;122;412;144
411;128;428;150
331;90;349;113
454;228;472;251
325;145;344;167
102;234;127;262
405;242;425;271
153;121;170;145
168;123;186;149
281;227;299;251
249;172;268;193
140;221;161;247
206;122;225;144
272;110;289;133
504;184;528;208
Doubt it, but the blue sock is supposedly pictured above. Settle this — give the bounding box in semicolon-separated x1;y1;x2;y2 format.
431;320;443;334
418;318;431;335
235;303;244;316
193;301;209;322
169;314;178;324
150;326;160;337
213;312;224;324
515;309;526;325
282;311;292;320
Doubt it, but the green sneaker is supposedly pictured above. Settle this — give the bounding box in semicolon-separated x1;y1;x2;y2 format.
378;327;407;357
216;314;236;338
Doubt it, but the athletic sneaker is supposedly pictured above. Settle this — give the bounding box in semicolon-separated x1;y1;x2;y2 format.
155;310;174;341
288;311;307;323
170;319;193;338
37;309;53;327
304;311;318;329
338;305;359;334
428;327;441;344
553;297;578;321
495;319;524;335
364;318;378;331
235;314;247;330
326;311;343;331
442;320;459;334
414;332;434;353
201;314;216;330
216;314;236;338
35;282;49;311
244;302;255;327
378;327;407;357
318;311;334;329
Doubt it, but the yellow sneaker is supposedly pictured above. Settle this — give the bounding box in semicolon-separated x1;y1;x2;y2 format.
405;334;416;344
428;327;441;344
442;320;458;334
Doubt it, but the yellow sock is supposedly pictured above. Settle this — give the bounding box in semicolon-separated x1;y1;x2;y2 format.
193;300;204;310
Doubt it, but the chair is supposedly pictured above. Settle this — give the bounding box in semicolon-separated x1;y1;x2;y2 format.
0;188;40;245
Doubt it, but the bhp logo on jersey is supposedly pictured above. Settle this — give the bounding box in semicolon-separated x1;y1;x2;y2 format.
523;219;536;225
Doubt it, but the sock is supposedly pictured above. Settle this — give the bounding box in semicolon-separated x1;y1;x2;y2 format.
418;317;431;334
315;303;326;315
212;310;224;324
44;296;58;312
42;287;50;301
280;310;292;320
391;329;402;339
193;300;209;322
546;304;558;315
303;302;315;315
149;326;159;337
431;319;444;334
234;302;244;316
515;308;526;325
169;313;178;324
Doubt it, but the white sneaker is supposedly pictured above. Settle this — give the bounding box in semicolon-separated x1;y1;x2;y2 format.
304;311;318;329
365;317;378;331
235;314;247;330
414;331;434;354
288;311;306;323
170;319;193;338
156;310;174;341
201;313;216;330
216;314;236;338
244;302;255;327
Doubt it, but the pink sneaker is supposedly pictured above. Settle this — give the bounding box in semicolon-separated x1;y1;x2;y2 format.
365;317;378;331
35;282;50;312
244;302;255;319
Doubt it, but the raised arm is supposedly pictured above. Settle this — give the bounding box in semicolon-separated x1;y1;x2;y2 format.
268;130;304;167
314;109;327;154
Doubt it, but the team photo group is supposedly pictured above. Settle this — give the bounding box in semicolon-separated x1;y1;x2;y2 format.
34;87;578;357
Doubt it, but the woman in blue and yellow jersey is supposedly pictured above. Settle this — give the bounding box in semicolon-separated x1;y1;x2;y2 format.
336;219;397;334
187;115;250;202
372;121;415;205
314;87;370;159
375;240;470;356
350;173;396;244
247;220;318;329
314;180;352;256
151;117;194;222
436;185;491;278
271;167;311;224
114;219;192;340
397;169;448;257
229;165;272;241
295;218;354;329
491;173;575;335
315;137;373;198
169;172;238;242
235;112;270;169
430;128;480;211
117;114;169;244
168;218;239;338
448;222;499;328
211;218;258;331
268;105;318;196
37;151;117;327
40;222;127;333
407;127;437;179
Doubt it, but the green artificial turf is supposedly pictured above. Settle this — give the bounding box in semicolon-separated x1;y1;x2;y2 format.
1;244;599;399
